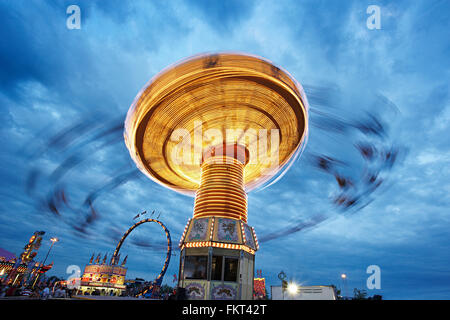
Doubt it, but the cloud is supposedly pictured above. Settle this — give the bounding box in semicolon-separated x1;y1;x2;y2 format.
0;0;449;298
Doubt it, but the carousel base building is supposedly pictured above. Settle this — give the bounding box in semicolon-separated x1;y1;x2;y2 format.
178;215;258;300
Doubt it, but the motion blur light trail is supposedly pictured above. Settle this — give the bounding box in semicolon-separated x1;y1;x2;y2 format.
257;86;407;243
23;113;138;239
304;86;406;214
21;83;406;245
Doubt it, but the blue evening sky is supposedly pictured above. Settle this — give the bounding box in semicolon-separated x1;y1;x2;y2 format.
0;0;449;299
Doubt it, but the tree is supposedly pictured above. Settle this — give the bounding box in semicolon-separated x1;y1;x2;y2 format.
353;288;368;300
330;284;341;299
160;284;174;294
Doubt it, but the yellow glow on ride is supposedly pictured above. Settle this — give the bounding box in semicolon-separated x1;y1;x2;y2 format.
180;241;256;255
124;52;309;196
194;155;248;222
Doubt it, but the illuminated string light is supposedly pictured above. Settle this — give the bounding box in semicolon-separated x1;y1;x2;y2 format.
252;227;259;250
241;221;247;244
182;241;255;255
209;217;215;241
179;218;192;248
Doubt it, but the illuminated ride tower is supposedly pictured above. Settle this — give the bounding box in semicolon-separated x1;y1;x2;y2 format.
124;53;309;300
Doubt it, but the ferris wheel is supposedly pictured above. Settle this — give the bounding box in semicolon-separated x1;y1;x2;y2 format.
112;218;172;298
